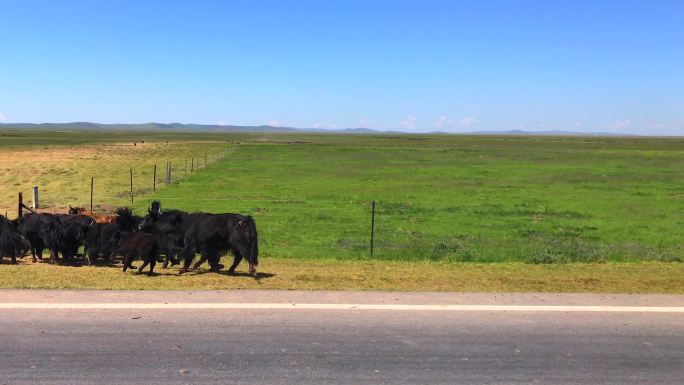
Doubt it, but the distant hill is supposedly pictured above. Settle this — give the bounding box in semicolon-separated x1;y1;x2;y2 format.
0;122;639;136
0;122;300;133
468;129;637;136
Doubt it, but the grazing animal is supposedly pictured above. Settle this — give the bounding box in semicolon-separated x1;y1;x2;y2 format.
138;201;194;269
49;214;91;264
113;231;159;276
58;214;95;260
85;208;142;265
17;213;56;262
178;213;259;276
0;215;28;264
17;213;92;265
68;206;117;224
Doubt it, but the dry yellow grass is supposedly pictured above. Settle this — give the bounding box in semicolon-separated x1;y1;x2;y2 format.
1;259;682;293
0;140;232;215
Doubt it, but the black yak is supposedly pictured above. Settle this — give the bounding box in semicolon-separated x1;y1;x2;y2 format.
58;214;94;262
113;231;159;276
138;201;194;268
17;213;92;265
16;213;50;262
178;213;259;276
0;215;28;264
85;208;142;266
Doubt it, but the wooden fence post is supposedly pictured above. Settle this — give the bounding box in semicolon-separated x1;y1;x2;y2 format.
32;186;39;209
18;192;23;218
90;177;94;211
130;168;134;204
153;164;157;192
370;201;376;258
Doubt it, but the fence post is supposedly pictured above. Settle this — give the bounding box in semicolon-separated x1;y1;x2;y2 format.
32;186;39;209
168;161;172;184
90;177;94;211
130;168;134;204
191;158;194;173
153;164;157;192
205;154;207;167
370;200;376;258
18;192;23;218
184;159;187;177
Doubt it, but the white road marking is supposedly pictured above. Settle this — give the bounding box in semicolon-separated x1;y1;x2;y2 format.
0;303;683;312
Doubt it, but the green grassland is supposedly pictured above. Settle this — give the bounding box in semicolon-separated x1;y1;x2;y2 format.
1;130;684;291
140;133;684;264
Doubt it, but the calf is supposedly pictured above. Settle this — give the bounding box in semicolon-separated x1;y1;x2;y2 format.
114;232;159;276
68;206;117;224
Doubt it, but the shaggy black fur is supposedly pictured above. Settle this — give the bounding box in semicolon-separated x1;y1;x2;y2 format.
0;215;28;264
85;208;142;265
178;213;259;276
114;231;159;276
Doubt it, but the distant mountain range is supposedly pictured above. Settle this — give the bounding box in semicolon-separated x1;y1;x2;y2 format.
0;122;638;136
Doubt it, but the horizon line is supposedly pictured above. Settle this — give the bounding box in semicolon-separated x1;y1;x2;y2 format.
0;121;670;137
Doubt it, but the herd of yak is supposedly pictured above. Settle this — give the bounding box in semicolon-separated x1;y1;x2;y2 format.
0;201;259;276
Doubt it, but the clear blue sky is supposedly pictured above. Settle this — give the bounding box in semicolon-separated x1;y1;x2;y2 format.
1;0;682;134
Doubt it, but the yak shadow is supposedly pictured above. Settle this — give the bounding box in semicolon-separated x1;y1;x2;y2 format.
15;255;275;280
130;271;162;277
91;260;123;268
189;268;275;280
219;271;276;280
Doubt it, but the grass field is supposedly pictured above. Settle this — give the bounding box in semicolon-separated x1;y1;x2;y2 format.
1;259;683;293
1;130;684;291
0;131;239;214
142;133;684;263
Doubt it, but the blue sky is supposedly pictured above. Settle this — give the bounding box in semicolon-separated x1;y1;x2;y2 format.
0;0;682;134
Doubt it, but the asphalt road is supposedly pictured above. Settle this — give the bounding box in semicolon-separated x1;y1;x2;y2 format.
0;291;682;384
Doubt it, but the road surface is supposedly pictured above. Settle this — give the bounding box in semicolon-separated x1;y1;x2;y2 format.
0;290;682;384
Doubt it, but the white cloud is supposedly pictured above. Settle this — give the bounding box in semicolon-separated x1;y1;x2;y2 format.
434;115;455;129
612;120;632;130
399;115;417;130
0;112;7;122
268;120;282;127
217;120;228;126
457;117;476;129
